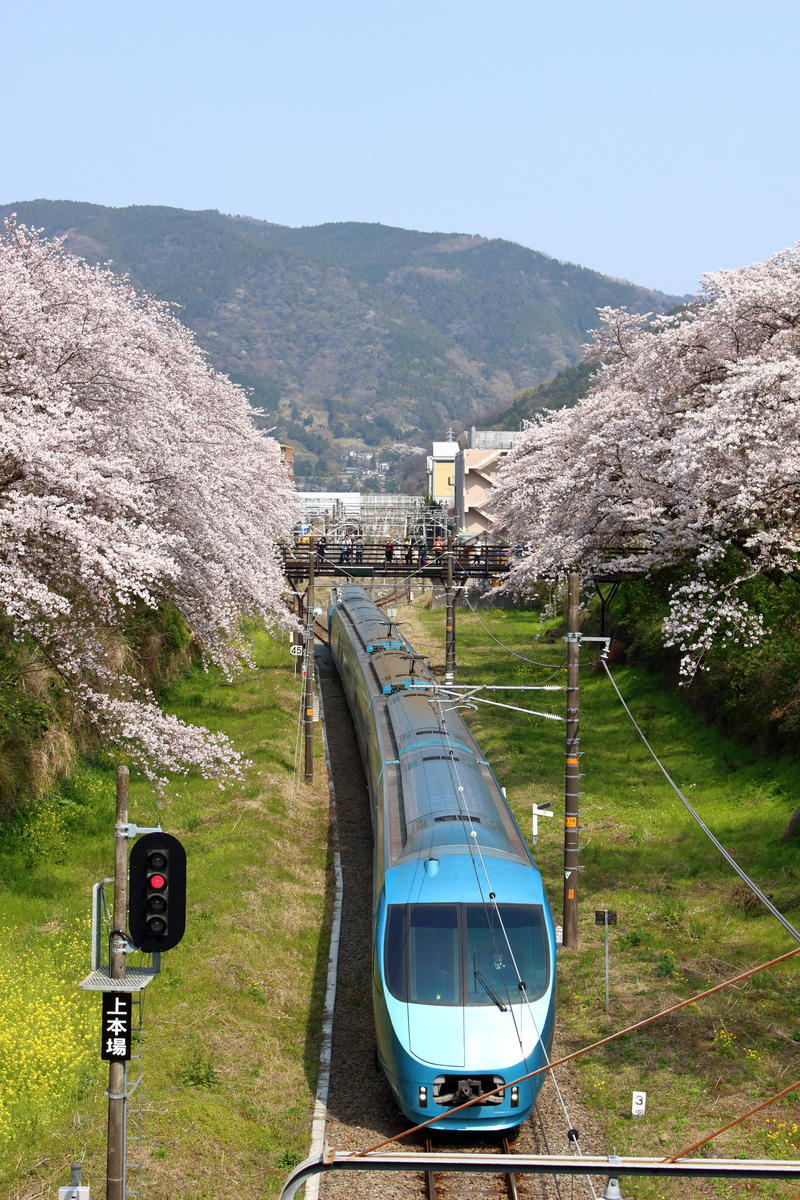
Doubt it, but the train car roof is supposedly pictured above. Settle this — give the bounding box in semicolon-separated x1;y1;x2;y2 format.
332;585;532;868
388;690;531;866
384;854;549;909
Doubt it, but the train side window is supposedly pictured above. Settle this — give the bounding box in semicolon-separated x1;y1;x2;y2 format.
501;904;550;1000
385;905;408;999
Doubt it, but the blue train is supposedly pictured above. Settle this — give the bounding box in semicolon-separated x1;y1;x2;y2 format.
328;585;556;1131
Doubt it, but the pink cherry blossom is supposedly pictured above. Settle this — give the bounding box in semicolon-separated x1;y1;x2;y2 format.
0;219;299;780
493;245;800;677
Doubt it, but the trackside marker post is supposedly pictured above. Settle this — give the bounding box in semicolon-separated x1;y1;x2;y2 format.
595;909;617;1011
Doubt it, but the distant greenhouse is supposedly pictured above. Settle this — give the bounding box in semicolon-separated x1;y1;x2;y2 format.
297;493;447;538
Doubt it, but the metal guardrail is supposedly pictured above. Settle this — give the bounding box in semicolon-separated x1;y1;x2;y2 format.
282;542;510;580
277;1150;800;1199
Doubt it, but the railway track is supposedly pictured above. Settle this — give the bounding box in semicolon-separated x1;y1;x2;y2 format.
421;1135;522;1200
311;579;419;646
315;640;601;1200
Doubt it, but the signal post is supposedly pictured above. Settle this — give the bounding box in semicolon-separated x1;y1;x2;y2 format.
79;765;187;1200
106;766;129;1200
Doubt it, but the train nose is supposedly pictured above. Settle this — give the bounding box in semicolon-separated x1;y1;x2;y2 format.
407;1006;464;1067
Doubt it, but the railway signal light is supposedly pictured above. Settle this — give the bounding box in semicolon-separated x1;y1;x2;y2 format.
128;832;186;952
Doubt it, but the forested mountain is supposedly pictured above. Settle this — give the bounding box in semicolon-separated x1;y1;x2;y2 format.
1;201;683;483
487;360;598;428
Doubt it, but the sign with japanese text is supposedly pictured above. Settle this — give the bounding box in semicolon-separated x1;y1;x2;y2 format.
101;992;132;1061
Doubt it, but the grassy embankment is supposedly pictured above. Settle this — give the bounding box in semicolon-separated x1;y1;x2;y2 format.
2;595;799;1200
407;599;800;1200
0;627;330;1200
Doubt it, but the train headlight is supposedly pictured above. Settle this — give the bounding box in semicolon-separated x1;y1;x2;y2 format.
510;1085;520;1108
418;1085;428;1107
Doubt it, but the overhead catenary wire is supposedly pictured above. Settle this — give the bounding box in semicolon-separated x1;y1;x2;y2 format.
429;694;597;1197
664;1077;800;1164
410;678;566;722
368;598;798;1172
355;944;800;1155
601;659;800;944
454;613;800;1161
330;592;798;1182
463;592;569;671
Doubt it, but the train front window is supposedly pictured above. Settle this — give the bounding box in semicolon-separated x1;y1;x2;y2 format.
385;903;549;1006
409;904;459;1004
465;904;549;1004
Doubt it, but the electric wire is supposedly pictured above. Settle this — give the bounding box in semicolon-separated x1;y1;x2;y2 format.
424;681;566;723
409;645;591;1182
354;945;800;1155
463;593;568;671
429;693;596;1195
601;659;800;944
442;627;800;1167
346;596;799;1174
664;1077;800;1163
531;1103;567;1200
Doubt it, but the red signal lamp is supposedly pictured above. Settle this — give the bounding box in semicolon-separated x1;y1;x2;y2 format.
129;832;186;953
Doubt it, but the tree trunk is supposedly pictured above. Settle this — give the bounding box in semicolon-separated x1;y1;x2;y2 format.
781;804;800;842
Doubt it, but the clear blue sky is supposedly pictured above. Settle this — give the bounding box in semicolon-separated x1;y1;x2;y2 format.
4;0;798;295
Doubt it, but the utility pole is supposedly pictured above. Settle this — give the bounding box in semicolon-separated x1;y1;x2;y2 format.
562;572;581;948
294;589;304;677
444;533;455;685
106;765;129;1200
304;550;315;781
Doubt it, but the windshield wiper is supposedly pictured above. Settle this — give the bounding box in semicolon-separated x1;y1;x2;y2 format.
473;966;507;1011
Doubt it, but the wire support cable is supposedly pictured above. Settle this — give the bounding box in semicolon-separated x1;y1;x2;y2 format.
665;1077;800;1163
354;945;800;1155
601;660;800;944
463;594;568;671
423;699;596;1195
419;682;566;723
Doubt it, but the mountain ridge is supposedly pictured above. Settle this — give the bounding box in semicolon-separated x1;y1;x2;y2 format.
1;200;683;486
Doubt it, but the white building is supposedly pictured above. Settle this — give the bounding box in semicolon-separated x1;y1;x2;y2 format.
426;437;459;506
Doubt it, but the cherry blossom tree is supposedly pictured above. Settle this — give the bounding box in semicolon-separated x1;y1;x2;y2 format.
493;246;800;677
0;218;299;781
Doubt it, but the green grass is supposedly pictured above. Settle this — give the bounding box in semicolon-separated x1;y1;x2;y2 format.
3;599;799;1199
0;628;330;1200
411;600;800;1198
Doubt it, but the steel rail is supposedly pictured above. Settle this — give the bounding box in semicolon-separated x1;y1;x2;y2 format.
423;1137;437;1200
501;1136;520;1200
